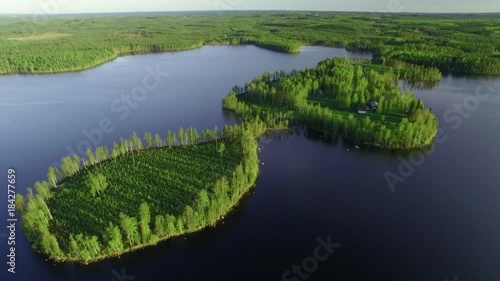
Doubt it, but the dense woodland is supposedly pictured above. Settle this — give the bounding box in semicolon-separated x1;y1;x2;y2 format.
223;57;438;149
0;12;499;74
17;123;273;263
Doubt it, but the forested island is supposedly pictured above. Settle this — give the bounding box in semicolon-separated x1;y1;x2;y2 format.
0;12;499;75
223;57;439;149
16;57;439;263
16;123;275;263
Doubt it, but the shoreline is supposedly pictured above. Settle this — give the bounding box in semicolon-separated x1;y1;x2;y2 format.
40;180;257;265
22;136;261;265
1;43;499;77
0;42;296;76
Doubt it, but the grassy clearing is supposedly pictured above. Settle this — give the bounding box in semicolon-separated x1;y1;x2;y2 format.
308;96;404;126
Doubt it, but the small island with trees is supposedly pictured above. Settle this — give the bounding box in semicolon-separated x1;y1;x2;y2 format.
223;57;439;149
16;123;277;263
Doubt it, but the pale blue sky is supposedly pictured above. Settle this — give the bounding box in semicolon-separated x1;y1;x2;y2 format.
1;0;499;14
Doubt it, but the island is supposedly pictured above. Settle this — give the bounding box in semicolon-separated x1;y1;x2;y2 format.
16;124;267;263
223;57;439;149
17;57;441;264
13;11;497;265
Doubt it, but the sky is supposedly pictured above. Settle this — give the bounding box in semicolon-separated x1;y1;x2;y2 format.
0;0;499;14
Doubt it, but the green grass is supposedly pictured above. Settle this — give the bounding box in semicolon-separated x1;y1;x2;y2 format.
48;141;241;239
308;96;404;127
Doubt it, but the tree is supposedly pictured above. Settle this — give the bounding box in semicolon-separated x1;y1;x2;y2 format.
130;132;143;152
154;215;166;237
214;125;219;148
189;127;200;145
218;142;226;165
196;189;210;215
103;223;124;254
61;156;78;178
40;231;63;258
32;195;53;220
178;127;186;146
68;234;81;258
154;133;163;147
87;173;108;196
139;203;151;243
183;205;195;230
72;154;81;171
144;132;153;149
26;187;34;204
15;194;25;212
47;167;58;188
95;146;109;163
166;215;177;235
111;142;120;160
34;181;51;200
176;217;185;232
86;148;96;167
218;143;225;156
166;130;174;147
75;234;92;262
202;129;211;142
119;138;127;155
119;213;140;247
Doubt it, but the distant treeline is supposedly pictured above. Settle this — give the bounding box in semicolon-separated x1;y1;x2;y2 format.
0;12;499;74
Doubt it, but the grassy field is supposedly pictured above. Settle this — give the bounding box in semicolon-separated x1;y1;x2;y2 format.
308;96;405;127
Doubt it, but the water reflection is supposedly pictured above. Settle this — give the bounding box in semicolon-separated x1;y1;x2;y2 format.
400;80;441;90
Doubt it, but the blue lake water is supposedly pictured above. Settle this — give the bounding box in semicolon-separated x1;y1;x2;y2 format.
0;45;499;281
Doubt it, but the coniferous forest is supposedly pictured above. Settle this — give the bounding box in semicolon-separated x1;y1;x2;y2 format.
0;12;499;74
223;57;438;149
17;123;273;263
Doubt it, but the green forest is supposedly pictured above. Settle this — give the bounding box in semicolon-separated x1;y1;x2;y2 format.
0;12;499;74
223;57;438;149
17;123;271;263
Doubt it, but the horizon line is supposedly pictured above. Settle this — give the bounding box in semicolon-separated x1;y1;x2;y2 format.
1;10;499;16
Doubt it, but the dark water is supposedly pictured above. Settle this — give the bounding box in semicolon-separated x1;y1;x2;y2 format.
0;45;499;281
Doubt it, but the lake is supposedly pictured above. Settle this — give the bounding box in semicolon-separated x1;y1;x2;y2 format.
0;45;499;281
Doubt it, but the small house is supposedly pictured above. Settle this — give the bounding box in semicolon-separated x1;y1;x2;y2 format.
369;101;379;111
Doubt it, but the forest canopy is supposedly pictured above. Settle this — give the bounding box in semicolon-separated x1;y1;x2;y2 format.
223;57;439;149
0;12;499;74
18;124;267;264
